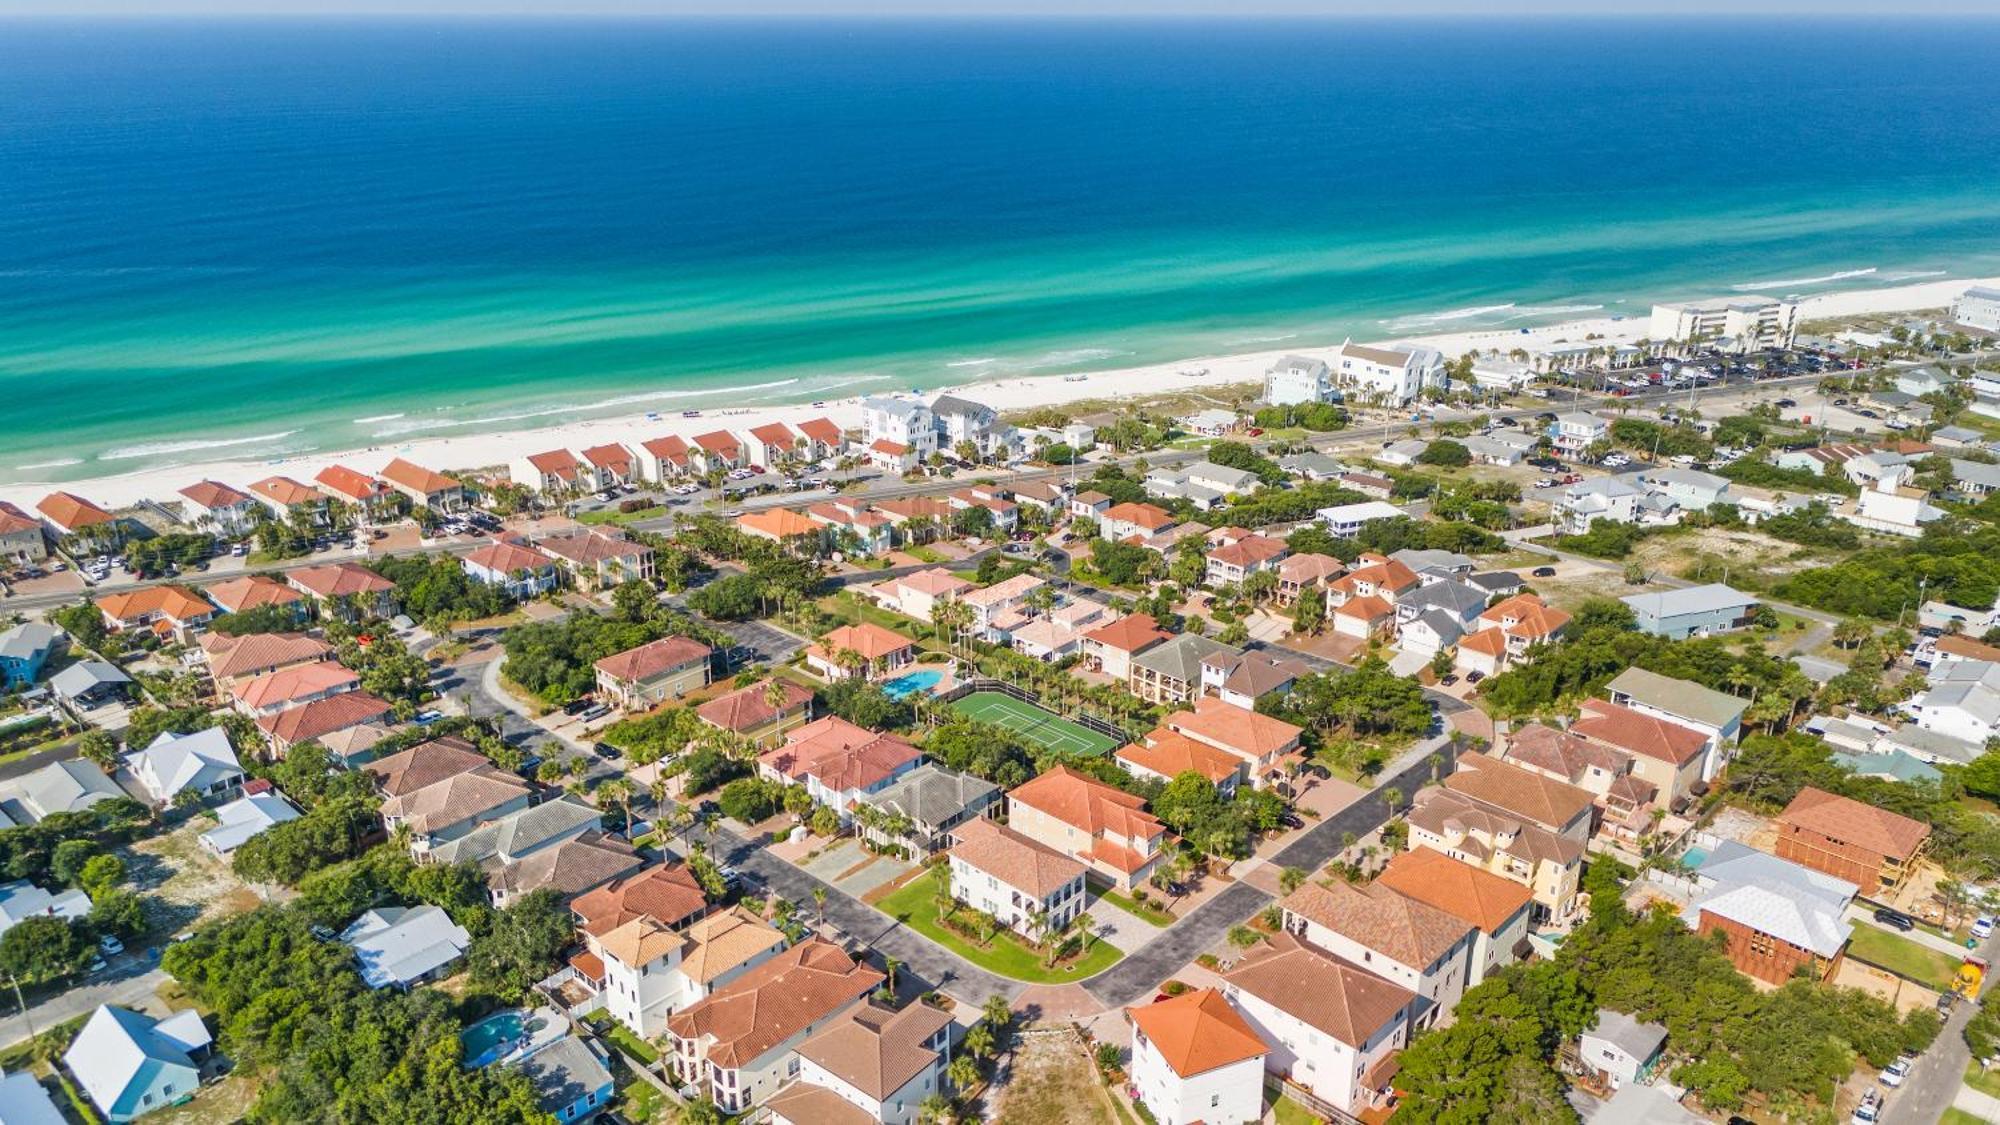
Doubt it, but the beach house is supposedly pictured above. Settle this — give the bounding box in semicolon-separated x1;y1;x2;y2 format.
804;623;916;681
1263;354;1333;406
512;449;589;495
534;526;655;589
248;476;331;525
640;434;694;481
580;443;636;489
177;480;260;537
777;1001;954;1125
1126;988;1269;1125
1006;766;1167;890
461;537;562;598
666;940;883;1116
1331;339;1446;405
0;501;48;564
1773;786;1930;897
946;817;1088;939
65;1006;211;1123
35;492;120;543
594;636;713;711
377;458;467;512
287;561;399;619
861;396;937;461
0;622;62;689
1221;933;1414;1118
314;464;398;520
1279;879;1477;1029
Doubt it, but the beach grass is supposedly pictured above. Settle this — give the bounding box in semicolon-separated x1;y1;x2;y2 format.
874;868;1123;983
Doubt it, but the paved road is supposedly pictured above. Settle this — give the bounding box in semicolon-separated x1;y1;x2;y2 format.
1080;734;1458;1008
0;956;164;1049
1882;928;2000;1125
690;823;1028;1005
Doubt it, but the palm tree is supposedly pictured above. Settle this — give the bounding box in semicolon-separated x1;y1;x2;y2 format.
946;1055;981;1094
812;886;828;928
883;956;901;995
963;1022;996;1061
919;1093;955;1125
598;777;635;833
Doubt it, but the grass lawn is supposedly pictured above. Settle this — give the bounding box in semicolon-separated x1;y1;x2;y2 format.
1847;924;1965;990
1090;882;1173;928
817;591;932;640
1943;1109;1989;1125
903;544;947;563
875;869;1123;983
143;1072;260;1125
1270;1093;1325;1125
577;505;667;526
616;1077;670;1124
1965;1059;2000;1099
595;1019;660;1064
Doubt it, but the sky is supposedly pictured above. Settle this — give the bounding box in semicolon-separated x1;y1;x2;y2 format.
7;0;1994;16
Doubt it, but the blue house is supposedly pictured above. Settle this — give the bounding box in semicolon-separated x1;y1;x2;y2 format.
64;1006;210;1122
0;623;62;690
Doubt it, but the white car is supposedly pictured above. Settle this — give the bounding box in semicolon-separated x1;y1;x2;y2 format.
1879;1058;1912;1087
1973;916;1994;940
1851;1096;1881;1124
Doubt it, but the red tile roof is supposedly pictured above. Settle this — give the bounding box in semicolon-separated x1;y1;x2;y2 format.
1084;613;1172;654
313;464;390;503
1009;766;1162;841
1377;846;1534;935
1127;988;1268;1079
256;690;393;744
594;636;713;683
179;480;252;510
581;443;633;471
288;562;395;599
1572;699;1708;766
948;818;1086;898
797;417;844;445
204;575;304;615
36;492;113;530
378;458;460;495
693;430;740;454
249;476;327;508
697;679;813;733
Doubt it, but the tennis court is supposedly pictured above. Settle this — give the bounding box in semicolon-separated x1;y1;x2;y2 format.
950;691;1123;758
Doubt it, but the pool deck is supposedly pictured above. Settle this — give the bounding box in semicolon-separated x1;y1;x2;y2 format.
463;1005;567;1069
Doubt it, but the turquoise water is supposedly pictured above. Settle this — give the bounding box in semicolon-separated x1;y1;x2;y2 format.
3;19;1999;484
1682;846;1711;869
460;1011;528;1068
880;668;947;700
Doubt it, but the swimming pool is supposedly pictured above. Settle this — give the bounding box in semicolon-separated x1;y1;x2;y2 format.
461;1010;550;1069
880;667;946;699
1680;845;1710;869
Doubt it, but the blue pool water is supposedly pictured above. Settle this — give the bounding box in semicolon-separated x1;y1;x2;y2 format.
1681;846;1711;869
461;1011;532;1068
881;668;946;700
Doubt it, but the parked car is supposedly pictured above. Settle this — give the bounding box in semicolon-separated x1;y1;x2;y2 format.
1532;566;1558;578
1973;916;1995;940
1879;1057;1912;1088
98;934;124;957
562;696;598;717
593;742;623;761
1875;907;1917;932
1465;670;1485;684
1851;1090;1882;1124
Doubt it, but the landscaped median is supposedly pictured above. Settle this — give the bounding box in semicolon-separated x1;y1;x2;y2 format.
1089;878;1174;927
872;867;1124;983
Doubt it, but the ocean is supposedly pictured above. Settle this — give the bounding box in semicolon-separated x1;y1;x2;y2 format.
3;17;1999;484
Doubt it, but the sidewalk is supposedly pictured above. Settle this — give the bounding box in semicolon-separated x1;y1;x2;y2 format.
1954;1085;2000;1123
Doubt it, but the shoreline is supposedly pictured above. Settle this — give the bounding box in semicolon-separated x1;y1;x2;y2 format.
6;274;1991;514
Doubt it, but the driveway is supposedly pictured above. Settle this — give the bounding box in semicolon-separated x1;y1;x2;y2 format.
1084;902;1160;954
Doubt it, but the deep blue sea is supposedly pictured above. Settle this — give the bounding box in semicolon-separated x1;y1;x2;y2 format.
2;17;1998;482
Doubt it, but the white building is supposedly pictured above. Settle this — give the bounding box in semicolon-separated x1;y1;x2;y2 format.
1469;356;1535;393
1331;340;1446;405
129;728;243;807
1648;295;1799;352
860;397;938;461
1317;500;1407;538
1222;933;1414;1118
1954;285;2000;333
1837;476;1946;538
930;394;1015;459
1280;880;1476;1029
1548;411;1608;455
199;791;301;856
781;1002;954;1125
1264;355;1334;406
1904;675;2000;746
341;905;472;989
586;907;787;1039
1127;989;1269;1125
945;819;1088;938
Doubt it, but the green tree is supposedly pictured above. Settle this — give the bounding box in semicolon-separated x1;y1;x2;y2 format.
467;889;573;999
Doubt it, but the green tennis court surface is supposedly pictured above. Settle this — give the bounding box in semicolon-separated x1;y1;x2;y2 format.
950;691;1122;758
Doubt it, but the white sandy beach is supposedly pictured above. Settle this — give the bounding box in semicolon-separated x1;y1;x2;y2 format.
6;275;1993;515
